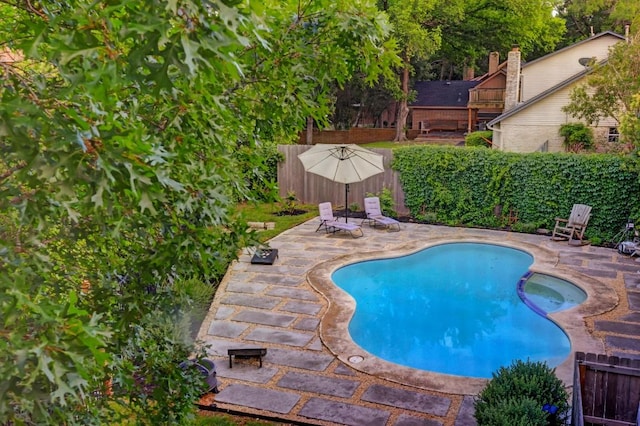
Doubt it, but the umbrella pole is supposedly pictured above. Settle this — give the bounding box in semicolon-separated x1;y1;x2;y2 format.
345;183;349;222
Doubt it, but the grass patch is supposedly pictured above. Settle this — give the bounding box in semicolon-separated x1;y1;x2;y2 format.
235;201;317;243
361;141;433;149
195;413;281;425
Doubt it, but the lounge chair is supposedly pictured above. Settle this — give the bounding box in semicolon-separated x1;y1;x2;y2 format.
362;197;400;231
316;202;364;238
551;204;592;245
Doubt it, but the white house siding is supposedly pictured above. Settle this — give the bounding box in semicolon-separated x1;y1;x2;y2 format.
497;85;578;152
495;121;564;152
520;35;622;102
498;122;619;153
592;116;621;145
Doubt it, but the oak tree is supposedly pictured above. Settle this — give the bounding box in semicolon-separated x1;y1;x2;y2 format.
0;0;395;423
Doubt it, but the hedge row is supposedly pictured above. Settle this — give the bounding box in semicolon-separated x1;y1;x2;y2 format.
391;146;640;244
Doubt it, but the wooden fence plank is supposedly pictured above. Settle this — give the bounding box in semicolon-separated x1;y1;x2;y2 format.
577;352;640;426
604;356;619;421
584;352;598;420
574;352;585;426
626;357;640;421
593;354;609;420
583;415;635;426
616;357;630;422
278;145;409;215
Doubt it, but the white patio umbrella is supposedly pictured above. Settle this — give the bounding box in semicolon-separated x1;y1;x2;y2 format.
298;144;384;222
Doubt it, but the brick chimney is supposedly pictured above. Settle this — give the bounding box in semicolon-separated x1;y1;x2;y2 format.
463;65;474;81
504;45;521;111
488;51;499;75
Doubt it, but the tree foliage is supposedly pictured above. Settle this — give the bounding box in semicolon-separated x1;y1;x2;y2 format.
437;0;566;76
563;30;640;147
377;0;565;141
230;0;400;140
379;0;462;141
332;74;397;129
0;0;396;423
621;93;640;147
555;0;639;46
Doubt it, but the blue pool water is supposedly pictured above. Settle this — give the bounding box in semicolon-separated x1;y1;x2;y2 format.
331;243;579;378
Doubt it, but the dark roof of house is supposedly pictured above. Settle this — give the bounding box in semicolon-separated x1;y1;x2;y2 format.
410;80;480;107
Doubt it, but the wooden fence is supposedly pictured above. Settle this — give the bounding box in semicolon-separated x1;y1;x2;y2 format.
277;145;409;215
573;352;640;426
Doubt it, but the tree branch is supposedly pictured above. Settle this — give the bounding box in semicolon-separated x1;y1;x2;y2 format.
0;161;27;184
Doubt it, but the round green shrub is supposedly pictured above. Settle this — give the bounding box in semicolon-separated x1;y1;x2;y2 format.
476;397;549;426
559;122;594;152
474;360;570;426
465;130;493;147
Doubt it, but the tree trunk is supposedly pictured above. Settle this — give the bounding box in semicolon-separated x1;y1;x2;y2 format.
351;107;362;128
393;64;410;142
305;116;313;145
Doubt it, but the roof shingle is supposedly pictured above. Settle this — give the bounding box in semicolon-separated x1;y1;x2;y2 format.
410;80;479;107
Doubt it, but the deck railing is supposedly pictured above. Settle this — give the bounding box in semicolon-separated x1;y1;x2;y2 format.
468;88;505;105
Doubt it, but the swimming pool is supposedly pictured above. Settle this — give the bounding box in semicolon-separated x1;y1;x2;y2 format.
331;242;583;379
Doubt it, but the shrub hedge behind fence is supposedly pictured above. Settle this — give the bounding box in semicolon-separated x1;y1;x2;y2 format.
392;146;640;244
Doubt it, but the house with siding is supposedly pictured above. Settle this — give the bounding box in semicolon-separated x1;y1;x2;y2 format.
487;31;626;152
409;50;515;135
410;80;480;134
467;51;507;129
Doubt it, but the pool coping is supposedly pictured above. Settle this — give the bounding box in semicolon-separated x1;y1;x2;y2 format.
306;235;619;395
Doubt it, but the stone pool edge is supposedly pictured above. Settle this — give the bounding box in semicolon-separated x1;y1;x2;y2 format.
306;236;619;395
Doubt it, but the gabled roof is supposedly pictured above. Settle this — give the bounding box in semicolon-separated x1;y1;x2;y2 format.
520;31;624;70
487;31;624;128
410;80;480;107
487;59;606;127
478;32;623;91
471;61;508;83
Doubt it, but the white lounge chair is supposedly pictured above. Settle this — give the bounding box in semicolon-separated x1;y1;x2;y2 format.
316;202;364;238
362;197;400;232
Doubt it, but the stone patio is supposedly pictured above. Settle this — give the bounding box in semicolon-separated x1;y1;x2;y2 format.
197;219;640;425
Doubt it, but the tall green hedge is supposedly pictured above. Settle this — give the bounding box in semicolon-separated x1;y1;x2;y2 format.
392;146;640;243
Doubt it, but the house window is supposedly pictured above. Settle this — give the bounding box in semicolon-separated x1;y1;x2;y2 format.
608;127;619;142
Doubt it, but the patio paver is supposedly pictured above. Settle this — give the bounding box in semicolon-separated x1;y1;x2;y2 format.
298;397;391;426
276;371;360;397
232;311;296;327
244;327;313;347
395;413;444;426
361;384;451;416
215;383;300;414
